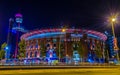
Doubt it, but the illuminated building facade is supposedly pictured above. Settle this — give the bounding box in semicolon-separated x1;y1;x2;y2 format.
21;28;107;63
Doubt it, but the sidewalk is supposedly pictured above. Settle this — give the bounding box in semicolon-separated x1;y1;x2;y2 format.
0;65;119;70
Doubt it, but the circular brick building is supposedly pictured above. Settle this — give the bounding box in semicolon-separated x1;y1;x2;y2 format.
21;28;107;63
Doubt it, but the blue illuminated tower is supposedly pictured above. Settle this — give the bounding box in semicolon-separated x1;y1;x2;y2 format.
6;18;14;60
14;13;23;58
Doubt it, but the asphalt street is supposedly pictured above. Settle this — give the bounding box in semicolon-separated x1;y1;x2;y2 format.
0;67;120;75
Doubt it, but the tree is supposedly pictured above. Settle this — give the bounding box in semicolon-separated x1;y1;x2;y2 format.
81;33;89;62
104;43;109;62
18;40;26;59
0;42;7;60
40;39;46;57
77;41;84;62
95;41;102;63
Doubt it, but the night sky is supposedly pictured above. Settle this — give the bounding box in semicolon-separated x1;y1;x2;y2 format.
0;0;120;45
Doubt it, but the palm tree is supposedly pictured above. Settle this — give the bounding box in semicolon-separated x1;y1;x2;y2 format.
0;42;7;60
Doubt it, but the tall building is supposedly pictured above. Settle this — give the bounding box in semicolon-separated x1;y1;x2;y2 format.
14;13;23;58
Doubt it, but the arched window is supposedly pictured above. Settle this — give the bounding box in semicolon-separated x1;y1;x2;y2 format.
35;51;37;57
35;45;38;49
26;46;29;50
53;39;56;42
47;39;50;42
53;43;56;47
47;44;50;47
30;45;33;49
30;52;32;57
26;52;28;58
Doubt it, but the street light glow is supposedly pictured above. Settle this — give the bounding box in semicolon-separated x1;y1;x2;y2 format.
62;28;66;32
108;13;119;23
112;18;116;22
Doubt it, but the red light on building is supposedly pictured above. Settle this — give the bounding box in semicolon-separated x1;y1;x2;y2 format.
113;37;119;51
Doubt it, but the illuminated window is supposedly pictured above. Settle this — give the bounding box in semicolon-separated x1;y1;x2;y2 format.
47;39;50;42
47;44;50;47
35;51;37;57
26;53;28;57
35;45;38;48
53;39;57;42
53;44;56;47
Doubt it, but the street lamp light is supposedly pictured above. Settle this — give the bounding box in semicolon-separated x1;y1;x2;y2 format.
111;17;116;37
112;18;116;22
62;29;66;32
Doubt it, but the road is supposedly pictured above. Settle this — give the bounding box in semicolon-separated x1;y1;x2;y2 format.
0;67;120;75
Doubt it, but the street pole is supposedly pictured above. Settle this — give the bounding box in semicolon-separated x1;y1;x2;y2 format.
59;31;61;62
111;22;115;37
65;31;68;64
111;21;119;61
59;29;66;63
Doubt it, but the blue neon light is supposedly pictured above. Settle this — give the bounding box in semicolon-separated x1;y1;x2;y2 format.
88;34;100;40
26;32;102;40
5;46;9;50
27;32;66;40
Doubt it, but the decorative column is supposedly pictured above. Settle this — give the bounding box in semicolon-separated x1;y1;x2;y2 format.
50;37;53;48
64;33;67;57
28;51;30;58
35;39;38;58
53;38;57;50
30;40;33;51
28;40;32;58
101;41;105;58
56;37;60;56
68;39;73;57
82;33;89;61
33;39;36;51
38;39;41;57
41;38;47;57
31;39;34;58
35;39;38;50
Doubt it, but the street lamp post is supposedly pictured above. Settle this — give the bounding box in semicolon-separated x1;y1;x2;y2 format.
59;28;66;62
110;17;119;61
59;33;61;62
62;28;68;64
